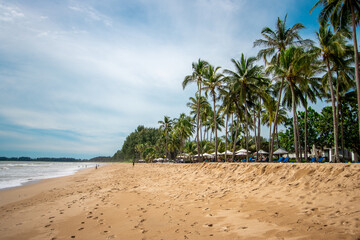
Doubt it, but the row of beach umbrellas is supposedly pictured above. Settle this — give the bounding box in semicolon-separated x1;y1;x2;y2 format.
180;148;289;158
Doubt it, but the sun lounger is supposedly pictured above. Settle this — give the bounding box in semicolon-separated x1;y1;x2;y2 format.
241;157;253;162
259;157;269;162
273;157;284;163
317;157;325;163
282;157;290;163
310;157;317;163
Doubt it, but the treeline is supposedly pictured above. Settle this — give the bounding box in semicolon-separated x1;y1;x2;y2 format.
113;125;162;161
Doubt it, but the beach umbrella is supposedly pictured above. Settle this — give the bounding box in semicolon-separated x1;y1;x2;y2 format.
273;148;288;155
257;149;268;154
211;152;222;155
235;149;250;154
203;153;214;158
222;150;233;155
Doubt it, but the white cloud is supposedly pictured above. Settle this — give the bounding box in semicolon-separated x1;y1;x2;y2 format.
0;0;322;158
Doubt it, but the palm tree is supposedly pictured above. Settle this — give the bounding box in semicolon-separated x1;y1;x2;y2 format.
311;0;360;138
158;116;173;159
186;94;210;152
267;47;310;162
262;96;287;150
314;23;348;162
254;14;311;64
219;85;237;160
173;113;195;154
254;15;311;162
224;54;263;161
202;65;224;161
183;59;209;161
299;54;323;160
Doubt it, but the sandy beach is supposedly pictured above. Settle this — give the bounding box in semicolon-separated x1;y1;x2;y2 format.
0;162;359;240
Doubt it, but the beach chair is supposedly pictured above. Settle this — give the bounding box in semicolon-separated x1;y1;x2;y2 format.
241;157;252;162
310;157;317;163
317;157;325;163
259;157;269;162
282;157;290;163
274;157;284;163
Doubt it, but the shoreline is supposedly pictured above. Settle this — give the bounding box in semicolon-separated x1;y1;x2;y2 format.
0;162;102;192
0;162;359;239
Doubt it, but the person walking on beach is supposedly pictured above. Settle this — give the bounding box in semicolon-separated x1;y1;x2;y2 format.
132;159;135;167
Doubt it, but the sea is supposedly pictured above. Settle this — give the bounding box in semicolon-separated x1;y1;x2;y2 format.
0;161;99;190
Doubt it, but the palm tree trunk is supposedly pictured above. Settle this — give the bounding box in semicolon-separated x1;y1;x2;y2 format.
276;124;279;148
269;78;285;162
230;113;234;156
196;81;201;162
336;73;342;162
290;83;300;162
269;124;272;153
295;109;302;161
231;116;240;162
200;121;204;160
326;59;339;163
350;4;360;139
225;114;229;161
245;99;249;162
254;108;258;161
257;100;261;151
304;97;308;162
213;92;218;162
340;99;345;163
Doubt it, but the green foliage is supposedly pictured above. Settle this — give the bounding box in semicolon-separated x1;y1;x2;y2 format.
279;104;359;156
115;126;161;161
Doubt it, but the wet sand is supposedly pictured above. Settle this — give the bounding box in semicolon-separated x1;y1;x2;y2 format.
0;162;359;240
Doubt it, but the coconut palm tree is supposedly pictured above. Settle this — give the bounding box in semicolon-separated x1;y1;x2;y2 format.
202;65;224;161
158;116;173;160
224;54;264;161
254;14;311;64
267;47;311;162
219;85;237;160
299;55;323;160
173;113;195;154
262;96;287;150
314;23;348;162
254;15;312;162
183;59;209;161
311;0;360;137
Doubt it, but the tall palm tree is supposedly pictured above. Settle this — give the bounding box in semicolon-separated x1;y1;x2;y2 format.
262;96;287;150
254;15;311;162
187;94;211;152
311;0;360;138
202;65;224;161
267;47;310;162
183;59;209;161
300;55;322;160
224;54;263;161
218;85;236;160
314;23;348;162
173;113;195;154
158;116;173;159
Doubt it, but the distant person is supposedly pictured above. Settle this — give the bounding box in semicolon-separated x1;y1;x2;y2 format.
132;159;135;167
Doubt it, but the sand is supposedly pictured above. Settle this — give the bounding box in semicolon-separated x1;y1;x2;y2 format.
0;162;359;240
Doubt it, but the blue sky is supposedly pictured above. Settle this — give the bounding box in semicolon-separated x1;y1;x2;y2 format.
0;0;325;159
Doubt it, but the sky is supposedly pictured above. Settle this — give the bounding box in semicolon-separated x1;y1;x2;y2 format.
0;0;324;159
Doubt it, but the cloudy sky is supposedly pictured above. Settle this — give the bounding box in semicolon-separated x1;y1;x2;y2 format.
0;0;322;159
